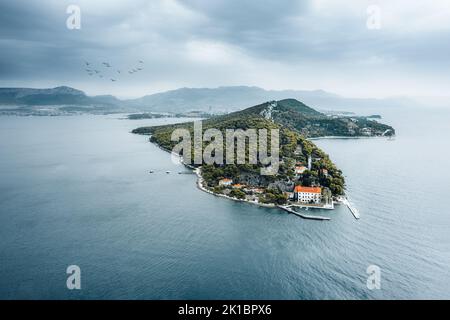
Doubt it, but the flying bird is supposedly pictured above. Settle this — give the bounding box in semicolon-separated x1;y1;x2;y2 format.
102;62;111;67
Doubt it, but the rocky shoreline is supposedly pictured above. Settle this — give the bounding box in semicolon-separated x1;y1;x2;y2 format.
194;167;276;209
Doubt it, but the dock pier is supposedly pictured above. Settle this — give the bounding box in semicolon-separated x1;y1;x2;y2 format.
341;198;360;219
278;205;331;221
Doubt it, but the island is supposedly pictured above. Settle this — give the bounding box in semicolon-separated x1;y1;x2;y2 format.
132;99;395;210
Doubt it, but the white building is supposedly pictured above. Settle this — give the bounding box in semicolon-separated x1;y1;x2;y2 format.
295;166;307;175
294;186;322;204
218;178;233;186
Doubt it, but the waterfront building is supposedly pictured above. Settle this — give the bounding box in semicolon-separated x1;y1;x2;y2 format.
294;186;322;204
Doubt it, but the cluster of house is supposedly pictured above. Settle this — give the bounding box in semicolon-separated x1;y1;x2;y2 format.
218;178;323;204
216;156;332;204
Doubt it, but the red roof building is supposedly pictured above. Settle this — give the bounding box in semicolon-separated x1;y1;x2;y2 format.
294;186;322;203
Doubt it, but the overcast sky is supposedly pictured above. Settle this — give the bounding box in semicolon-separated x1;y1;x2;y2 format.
0;0;449;98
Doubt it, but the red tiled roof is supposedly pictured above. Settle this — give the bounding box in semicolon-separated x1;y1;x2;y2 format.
294;186;322;194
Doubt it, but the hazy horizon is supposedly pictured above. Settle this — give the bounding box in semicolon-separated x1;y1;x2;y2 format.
2;84;450;104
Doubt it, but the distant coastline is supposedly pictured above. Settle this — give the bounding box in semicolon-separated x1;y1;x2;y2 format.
308;135;393;140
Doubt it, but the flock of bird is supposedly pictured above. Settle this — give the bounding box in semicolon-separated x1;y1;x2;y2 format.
83;60;144;82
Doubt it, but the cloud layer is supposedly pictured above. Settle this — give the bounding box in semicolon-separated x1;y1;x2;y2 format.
0;0;449;98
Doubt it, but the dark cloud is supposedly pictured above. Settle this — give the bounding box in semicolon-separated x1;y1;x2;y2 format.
182;0;307;31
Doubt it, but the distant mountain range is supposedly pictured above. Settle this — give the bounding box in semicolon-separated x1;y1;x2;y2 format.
0;85;423;114
125;86;342;112
125;86;421;112
0;86;122;109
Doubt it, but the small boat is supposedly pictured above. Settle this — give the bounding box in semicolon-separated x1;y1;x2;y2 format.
149;170;154;173
166;171;171;174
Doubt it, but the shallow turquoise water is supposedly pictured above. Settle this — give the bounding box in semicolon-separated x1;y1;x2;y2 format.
0;108;449;299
